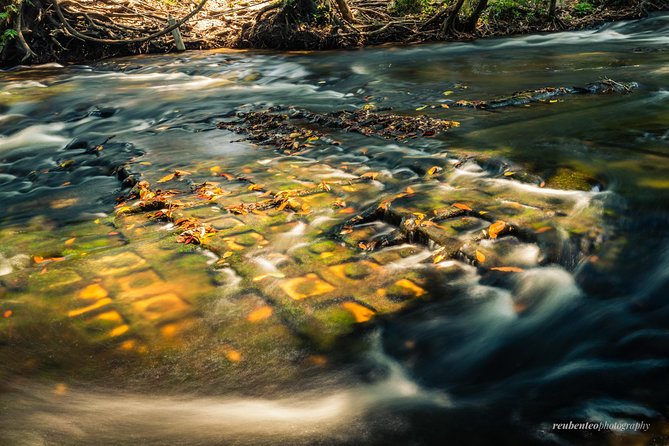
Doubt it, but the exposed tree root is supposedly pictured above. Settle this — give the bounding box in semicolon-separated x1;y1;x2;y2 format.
1;0;665;66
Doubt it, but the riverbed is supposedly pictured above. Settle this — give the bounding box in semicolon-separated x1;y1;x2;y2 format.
0;13;668;445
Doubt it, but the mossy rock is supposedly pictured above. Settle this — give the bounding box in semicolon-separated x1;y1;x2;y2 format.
308;240;338;254
343;262;374;279
546;167;596;191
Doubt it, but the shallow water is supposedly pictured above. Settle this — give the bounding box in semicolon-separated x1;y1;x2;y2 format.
0;13;668;445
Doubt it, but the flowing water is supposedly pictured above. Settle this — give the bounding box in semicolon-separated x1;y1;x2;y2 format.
0;13;668;446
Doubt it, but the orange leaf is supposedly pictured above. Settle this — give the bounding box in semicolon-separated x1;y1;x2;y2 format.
476;250;486;263
488;220;506;239
453;203;472;211
33;256;65;264
3;310;12;318
64;238;76;246
406;186;415;194
490;266;525;273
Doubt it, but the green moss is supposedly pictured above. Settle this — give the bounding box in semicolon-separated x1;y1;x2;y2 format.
343;262;373;279
546;167;595;191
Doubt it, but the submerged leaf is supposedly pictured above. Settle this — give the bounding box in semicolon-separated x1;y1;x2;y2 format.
453;203;472;211
491;266;525;273
488;220;507;239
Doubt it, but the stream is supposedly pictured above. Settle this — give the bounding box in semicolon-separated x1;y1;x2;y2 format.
0;12;668;446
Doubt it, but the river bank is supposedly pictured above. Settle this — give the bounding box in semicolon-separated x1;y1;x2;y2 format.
0;0;666;67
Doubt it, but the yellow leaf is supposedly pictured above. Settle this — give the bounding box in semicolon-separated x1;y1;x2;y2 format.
443;90;454;96
491;266;525;273
64;238;76;246
157;173;175;183
453;203;472;211
476;250;486;263
441;104;450;109
488;220;507;239
427;166;441;175
252;272;285;281
222;251;233;259
416;105;428;111
433;250;447;263
504;171;515;177
210;166;221;173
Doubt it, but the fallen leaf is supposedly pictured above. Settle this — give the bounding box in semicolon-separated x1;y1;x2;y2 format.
504;171;515;177
453;203;472;211
433;252;447;264
406;186;415;194
332;198;346;208
361;172;379;180
64;238;76;246
441;104;450;109
488;220;507;239
443;90;454;96
415;105;428;111
157;173;176;183
33;256;65;264
252;272;285;282
3;310;12;318
491;266;525;273
427;166;441;175
476;250;486;263
535;226;553;234
222;251;233;259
